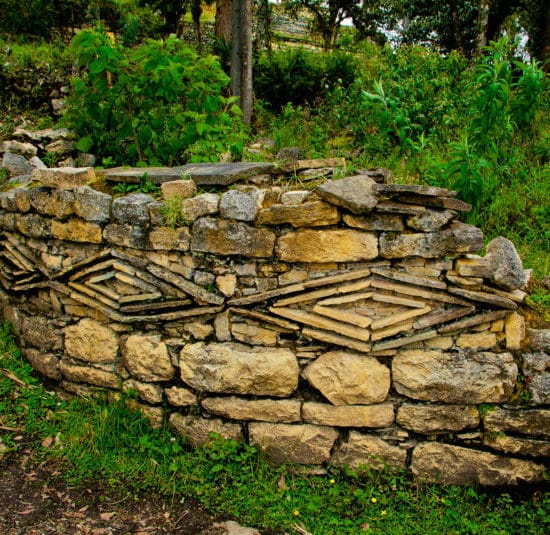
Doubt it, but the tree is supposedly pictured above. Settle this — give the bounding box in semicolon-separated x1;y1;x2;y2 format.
215;0;233;44
230;0;253;125
139;0;187;35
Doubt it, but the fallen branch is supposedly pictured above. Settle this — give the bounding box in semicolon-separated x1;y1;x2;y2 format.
292;524;314;535
0;424;22;432
0;368;33;389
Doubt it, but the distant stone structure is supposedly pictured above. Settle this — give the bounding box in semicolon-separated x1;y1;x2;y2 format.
0;159;548;486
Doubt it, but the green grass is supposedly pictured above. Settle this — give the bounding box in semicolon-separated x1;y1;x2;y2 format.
0;320;548;534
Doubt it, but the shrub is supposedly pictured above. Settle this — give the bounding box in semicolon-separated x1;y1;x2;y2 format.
64;30;245;166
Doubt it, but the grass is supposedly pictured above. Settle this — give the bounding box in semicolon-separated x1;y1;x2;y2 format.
0;320;548;534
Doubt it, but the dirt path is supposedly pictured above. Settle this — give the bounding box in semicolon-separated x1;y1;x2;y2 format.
0;436;235;535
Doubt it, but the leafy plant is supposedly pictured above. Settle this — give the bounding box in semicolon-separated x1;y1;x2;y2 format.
159;196;189;228
64;30;245;166
112;173;159;195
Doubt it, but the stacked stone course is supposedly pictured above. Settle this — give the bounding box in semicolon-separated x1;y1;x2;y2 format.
0;160;548;486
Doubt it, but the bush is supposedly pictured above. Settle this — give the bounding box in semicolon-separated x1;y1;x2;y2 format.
64;30;245;166
254;47;357;110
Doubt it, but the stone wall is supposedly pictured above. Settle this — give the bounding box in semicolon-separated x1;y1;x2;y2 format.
0;160;548;486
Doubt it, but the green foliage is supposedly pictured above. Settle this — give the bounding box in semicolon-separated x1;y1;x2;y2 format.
64;30;245;166
159;196;189;228
254;47;358;110
111;173;159;195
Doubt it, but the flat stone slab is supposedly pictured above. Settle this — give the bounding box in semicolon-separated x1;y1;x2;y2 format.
179;162;275;186
102;167;187;185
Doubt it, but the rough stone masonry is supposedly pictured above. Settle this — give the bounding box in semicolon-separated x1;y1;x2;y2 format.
0;159;548;486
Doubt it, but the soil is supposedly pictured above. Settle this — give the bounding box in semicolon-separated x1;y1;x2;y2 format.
0;435;254;535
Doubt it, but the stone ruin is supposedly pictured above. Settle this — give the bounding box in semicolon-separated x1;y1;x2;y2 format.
0;158;548;487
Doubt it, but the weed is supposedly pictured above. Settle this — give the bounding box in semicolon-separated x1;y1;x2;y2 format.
159;196;189;229
112;173;159;195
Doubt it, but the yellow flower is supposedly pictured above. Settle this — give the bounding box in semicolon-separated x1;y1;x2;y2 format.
371;497;377;503
329;479;335;484
381;510;387;516
293;510;300;516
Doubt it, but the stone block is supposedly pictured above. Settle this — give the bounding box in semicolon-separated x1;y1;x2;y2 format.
31;167;95;189
169;413;242;447
29;188;75;218
484;433;550;458
21;316;63;351
103;224;148;248
179;342;298;397
485;236;527;290
64;318;119;364
302;402;394;428
58;360;119;389
216;273;237;297
456;332;497;350
112;193;154;225
411;442;545;486
231;322;278;346
147;226;191;251
302;351;390;405
276;229;378;263
161;179;197;200
343;213;404;231
181;192;219;222
51;218;102;243
122;334;174;382
256;201;340;227
392;350;517;403
73;186;112;222
484;407;550;438
23;348;60;380
123;379;163;404
220;189;265;221
249;422;338;465
316;175;378;214
396;404;479;434
191;218;276;257
15;213;51;238
202;396;301;423
165;386;196;407
504;312;525;350
2;152;33;176
331;432;407;470
406;209;454;232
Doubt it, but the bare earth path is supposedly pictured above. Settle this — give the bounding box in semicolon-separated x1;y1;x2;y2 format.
0;435;236;535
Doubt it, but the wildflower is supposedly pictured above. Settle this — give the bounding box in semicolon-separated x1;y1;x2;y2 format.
381;510;387;516
293;510;300;516
329;479;335;484
371;497;377;504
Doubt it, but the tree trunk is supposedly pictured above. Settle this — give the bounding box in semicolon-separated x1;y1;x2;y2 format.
215;0;233;44
476;0;492;52
230;0;253;126
192;0;202;53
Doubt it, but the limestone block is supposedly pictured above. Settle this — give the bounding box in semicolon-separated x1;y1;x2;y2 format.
485;236;527;290
406;209;455;232
23;348;60;380
302;402;394;428
165;386;196;407
455;256;490;277
15;213;51;238
220;189;265;221
45;139;75;156
202;396;301;423
280;190;310;205
249;422;338;465
51;218;102;243
504;312;525;350
103;224;148;248
123;379;163;404
331;431;407;470
2;152;33;176
13;189;32;213
179;342;298;397
161;179;197;200
256;201;340;227
58;360;119;389
21;316;63;351
343;213;404;231
184;321;214;340
0;140;37;158
392;350;517;403
31;167;95;189
181;192;219;222
216;273;237;297
302;351;390;405
122;334;174;382
523;352;550;405
214;311;232;342
484;407;550;438
169;413;242;447
73;186;112;222
456;332;497;350
112;193;154;225
29;188;75;218
276;229;378;263
380;223;483;259
147;226;191;251
411;442;545;486
316;175;378;214
528;329;550;351
231;322;278;346
484;433;550;457
191;218;276;258
64;318;119;364
396;404;479;434
0;211;15;231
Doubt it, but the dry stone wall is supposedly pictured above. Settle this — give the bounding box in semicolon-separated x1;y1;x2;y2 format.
0;160;548;486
